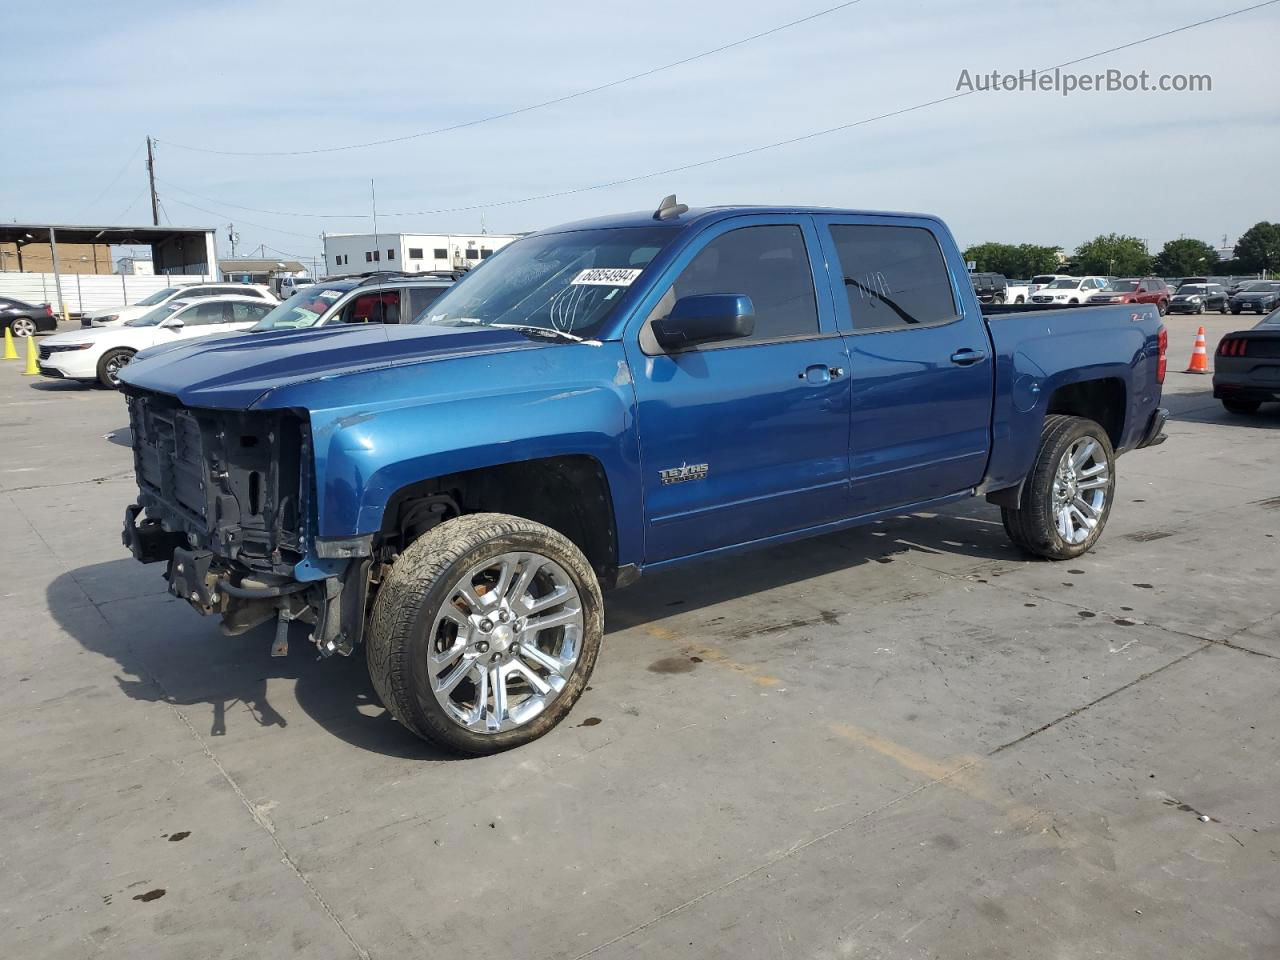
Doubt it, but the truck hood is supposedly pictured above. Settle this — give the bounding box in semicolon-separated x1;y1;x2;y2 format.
118;322;551;409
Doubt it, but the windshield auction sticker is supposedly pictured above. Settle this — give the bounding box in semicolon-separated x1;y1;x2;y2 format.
570;268;643;286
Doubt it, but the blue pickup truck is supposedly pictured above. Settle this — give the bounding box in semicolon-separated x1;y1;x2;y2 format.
119;198;1168;754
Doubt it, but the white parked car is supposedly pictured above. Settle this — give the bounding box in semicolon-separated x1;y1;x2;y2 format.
81;283;276;328
38;296;275;388
1029;276;1110;305
1028;273;1074;295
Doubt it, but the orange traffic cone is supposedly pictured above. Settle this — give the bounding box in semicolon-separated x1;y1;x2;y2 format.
1185;325;1209;374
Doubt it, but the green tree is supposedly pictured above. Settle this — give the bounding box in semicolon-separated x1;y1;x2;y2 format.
1013;243;1062;277
1153;238;1219;277
963;242;1020;275
1233;222;1280;274
963;242;1062;278
1073;234;1151;276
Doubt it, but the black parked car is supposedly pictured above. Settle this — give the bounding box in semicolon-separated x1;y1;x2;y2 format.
1214;309;1280;414
0;297;57;337
969;272;1009;304
1168;282;1231;315
1229;281;1280;315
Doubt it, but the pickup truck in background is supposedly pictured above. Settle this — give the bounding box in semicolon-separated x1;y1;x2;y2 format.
117;199;1169;754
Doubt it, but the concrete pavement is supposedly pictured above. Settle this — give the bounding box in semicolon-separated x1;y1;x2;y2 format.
0;314;1276;959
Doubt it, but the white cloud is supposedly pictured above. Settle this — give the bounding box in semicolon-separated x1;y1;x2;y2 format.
3;0;1277;257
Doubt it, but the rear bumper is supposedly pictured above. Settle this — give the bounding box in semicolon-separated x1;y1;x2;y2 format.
1136;407;1169;449
1213;356;1280;401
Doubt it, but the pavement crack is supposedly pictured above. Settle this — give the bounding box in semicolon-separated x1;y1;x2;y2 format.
160;690;372;960
987;646;1207;755
5;471;134;493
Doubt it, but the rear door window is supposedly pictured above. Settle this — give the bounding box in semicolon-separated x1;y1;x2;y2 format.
828;225;958;332
182;301;233;325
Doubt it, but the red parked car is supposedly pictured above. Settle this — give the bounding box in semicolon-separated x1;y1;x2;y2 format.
1087;277;1170;315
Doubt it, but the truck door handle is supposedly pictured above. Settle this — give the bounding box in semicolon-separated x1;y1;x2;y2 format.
799;364;843;384
950;349;987;366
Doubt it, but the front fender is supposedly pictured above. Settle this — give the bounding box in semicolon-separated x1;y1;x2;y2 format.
300;342;643;564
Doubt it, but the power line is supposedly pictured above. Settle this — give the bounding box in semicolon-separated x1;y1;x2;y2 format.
154;0;871;157
84;141;145;210
110;186;149;224
156;0;1280;223
156;178;358;218
159;193;324;240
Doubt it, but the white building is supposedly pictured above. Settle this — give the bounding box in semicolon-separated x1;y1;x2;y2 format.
116;256;154;276
323;232;520;276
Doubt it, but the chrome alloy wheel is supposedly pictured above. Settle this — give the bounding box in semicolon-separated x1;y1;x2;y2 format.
10;317;36;337
1052;437;1110;545
428;551;583;734
103;353;130;385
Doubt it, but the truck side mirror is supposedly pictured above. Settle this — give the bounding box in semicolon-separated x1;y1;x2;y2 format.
652;294;755;351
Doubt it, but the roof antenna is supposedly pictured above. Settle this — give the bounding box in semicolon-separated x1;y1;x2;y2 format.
653;194;688;221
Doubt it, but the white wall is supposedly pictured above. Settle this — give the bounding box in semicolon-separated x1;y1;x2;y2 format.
0;272;210;314
324;233;518;276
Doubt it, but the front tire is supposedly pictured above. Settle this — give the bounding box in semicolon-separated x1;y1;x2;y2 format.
97;348;135;388
1194;301;1204;314
366;513;604;755
1001;415;1116;560
1222;399;1261;415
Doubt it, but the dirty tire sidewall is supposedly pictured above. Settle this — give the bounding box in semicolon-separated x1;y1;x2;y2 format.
1001;414;1116;561
367;513;604;755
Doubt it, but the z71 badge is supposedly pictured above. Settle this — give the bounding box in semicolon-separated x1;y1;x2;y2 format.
659;462;709;485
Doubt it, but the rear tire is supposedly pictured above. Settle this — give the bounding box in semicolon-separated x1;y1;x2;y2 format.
366;513;603;755
1222;399;1261;415
97;348;135;388
1001;415;1116;560
9;317;36;337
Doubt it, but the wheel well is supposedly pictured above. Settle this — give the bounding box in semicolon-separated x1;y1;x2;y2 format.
378;455;620;584
1045;378;1126;448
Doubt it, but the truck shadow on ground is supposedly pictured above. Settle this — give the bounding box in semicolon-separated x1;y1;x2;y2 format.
48;503;1017;759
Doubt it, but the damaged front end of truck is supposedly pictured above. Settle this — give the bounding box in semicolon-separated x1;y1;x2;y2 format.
120;389;369;658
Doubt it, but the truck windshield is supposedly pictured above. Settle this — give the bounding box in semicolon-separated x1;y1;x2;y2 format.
250;285;349;330
415;227;676;338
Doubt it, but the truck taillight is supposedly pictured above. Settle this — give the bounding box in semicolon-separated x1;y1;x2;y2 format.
1156;327;1167;384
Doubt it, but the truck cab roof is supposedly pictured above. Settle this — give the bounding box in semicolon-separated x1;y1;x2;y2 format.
538;205;941;235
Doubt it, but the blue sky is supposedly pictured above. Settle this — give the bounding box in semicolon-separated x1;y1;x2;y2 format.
4;0;1278;263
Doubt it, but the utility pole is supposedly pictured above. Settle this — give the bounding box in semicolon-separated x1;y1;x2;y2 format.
227;223;239;258
370;178;380;267
146;136;159;226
